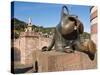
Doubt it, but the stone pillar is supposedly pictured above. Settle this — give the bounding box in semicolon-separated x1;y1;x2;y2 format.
19;32;39;65
90;6;97;45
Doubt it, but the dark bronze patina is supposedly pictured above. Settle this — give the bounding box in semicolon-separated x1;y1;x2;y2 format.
42;6;96;61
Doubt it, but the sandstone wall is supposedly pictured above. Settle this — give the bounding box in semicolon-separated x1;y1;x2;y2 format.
32;50;96;72
13;32;51;64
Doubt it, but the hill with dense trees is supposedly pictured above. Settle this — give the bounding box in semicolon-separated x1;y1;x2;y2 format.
11;18;55;39
11;18;90;39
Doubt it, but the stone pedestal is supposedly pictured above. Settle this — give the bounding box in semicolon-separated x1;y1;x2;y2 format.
32;50;97;72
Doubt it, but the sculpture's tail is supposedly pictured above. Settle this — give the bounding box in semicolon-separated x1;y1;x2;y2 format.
87;52;95;60
85;40;96;60
75;39;96;61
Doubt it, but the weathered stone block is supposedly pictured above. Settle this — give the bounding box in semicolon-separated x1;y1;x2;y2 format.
32;50;97;72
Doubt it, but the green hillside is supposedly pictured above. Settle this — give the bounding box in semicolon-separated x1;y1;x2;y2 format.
11;18;90;39
11;18;55;39
11;18;27;39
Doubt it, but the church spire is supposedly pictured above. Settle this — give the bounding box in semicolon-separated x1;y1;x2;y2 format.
28;17;32;26
25;17;32;32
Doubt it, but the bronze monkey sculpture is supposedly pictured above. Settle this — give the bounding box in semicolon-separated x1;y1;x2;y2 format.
42;6;96;61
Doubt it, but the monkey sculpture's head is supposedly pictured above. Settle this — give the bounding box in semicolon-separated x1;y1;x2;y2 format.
60;13;84;35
